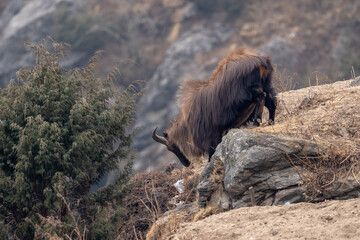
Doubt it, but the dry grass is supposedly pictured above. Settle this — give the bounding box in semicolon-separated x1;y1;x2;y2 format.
146;214;186;240
273;67;299;92
192;207;225;222
119;160;205;239
177;171;201;204
142;158;208;240
146;206;225;239
255;79;360;198
261;79;360;149
170;156;207;204
120;171;178;240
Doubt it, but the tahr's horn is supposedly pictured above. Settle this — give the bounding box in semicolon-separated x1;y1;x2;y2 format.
152;127;168;146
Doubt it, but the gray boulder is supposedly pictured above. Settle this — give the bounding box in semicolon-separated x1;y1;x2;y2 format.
198;129;355;209
198;129;360;209
219;129;321;205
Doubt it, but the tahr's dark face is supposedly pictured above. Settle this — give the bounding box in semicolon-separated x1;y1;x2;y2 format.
163;131;190;167
152;128;191;167
167;143;190;167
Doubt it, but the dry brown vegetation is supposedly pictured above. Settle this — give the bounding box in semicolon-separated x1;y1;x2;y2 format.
259;79;360;188
146;213;186;240
120;171;177;239
119;163;203;239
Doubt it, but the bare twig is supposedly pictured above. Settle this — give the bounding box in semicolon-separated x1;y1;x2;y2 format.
133;225;139;240
56;192;83;240
320;170;336;188
339;149;356;165
151;179;162;217
249;187;256;206
352;167;360;185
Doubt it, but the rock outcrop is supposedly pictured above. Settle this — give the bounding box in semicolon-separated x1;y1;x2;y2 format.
198;129;360;209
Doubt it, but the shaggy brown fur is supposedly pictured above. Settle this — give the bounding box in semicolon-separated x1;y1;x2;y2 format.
153;49;277;167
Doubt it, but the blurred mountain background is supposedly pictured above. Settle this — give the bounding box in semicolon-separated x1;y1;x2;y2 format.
1;0;359;175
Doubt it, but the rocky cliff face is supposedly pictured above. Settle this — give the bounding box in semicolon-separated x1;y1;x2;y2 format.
0;0;86;88
198;129;360;209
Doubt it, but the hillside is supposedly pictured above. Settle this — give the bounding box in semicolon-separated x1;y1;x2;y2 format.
145;78;360;240
1;1;360;238
1;0;360;170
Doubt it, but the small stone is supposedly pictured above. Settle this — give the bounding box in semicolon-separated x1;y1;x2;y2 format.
339;127;349;137
324;216;333;221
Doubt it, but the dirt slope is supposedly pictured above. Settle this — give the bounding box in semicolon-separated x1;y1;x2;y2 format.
173;198;360;240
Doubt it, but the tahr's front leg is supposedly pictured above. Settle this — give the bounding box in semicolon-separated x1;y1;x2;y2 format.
253;94;265;126
251;88;266;126
265;91;277;125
